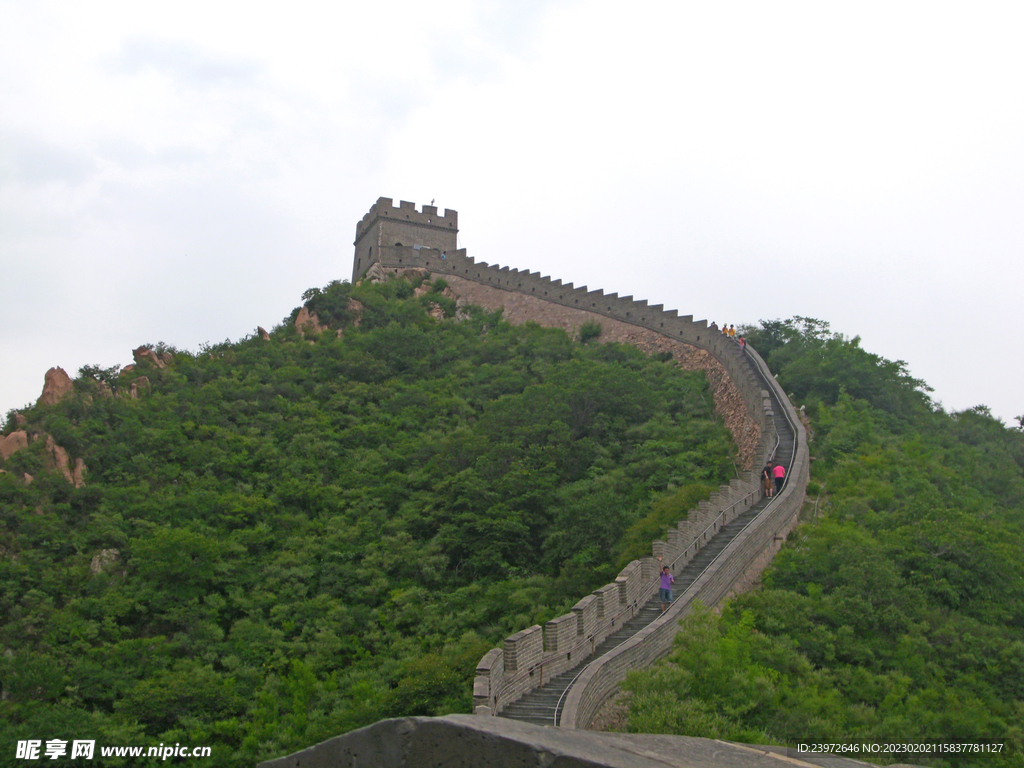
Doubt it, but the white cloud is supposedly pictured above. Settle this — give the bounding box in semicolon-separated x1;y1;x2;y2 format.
1;0;1022;422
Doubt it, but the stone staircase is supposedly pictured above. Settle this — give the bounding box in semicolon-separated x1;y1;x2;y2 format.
500;362;797;726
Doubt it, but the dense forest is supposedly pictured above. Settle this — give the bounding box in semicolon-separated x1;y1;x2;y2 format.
0;274;736;766
625;318;1024;766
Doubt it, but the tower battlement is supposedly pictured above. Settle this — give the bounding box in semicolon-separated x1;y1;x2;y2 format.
352;197;459;282
354;197;458;244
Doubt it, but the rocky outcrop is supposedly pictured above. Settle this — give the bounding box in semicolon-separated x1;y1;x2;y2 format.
129;376;150;400
133;346;159;367
90;549;120;575
0;431;29;460
294;306;325;337
72;458;86;487
46;435;72;484
348;299;364;327
44;435;86;488
37;367;74;407
364;262;390;284
0;429;85;487
258;326;271;341
132;347;173;369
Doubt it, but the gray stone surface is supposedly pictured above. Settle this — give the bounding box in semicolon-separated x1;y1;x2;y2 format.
257;715;902;768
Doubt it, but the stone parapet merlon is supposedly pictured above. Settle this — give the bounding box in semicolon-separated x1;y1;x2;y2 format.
350;201;808;725
354;197;458;246
355;244;765;429
558;346;809;729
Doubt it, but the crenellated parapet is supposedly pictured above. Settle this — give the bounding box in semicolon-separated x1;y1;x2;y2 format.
354;197;458;244
350;200;808;726
355;243;765;430
352;198;458;282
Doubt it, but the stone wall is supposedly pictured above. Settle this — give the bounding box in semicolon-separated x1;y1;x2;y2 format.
358;246;765;469
258;713;911;768
352;198;459;282
558;346;809;729
352;243;810;722
430;272;760;469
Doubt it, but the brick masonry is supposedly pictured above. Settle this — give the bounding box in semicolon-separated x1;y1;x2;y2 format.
430;273;760;470
351;201;809;728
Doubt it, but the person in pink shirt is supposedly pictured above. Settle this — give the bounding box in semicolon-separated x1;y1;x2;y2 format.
772;463;786;494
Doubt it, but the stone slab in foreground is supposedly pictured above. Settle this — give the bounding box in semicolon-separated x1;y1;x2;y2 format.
256;714;908;768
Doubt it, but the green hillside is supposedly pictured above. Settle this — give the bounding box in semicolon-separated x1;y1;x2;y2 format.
0;274;735;766
625;318;1024;766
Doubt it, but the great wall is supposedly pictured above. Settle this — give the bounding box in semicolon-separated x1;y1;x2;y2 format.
243;196;811;765
256;198;812;766
358;196;809;715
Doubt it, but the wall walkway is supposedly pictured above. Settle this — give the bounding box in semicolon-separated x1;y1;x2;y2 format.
356;245;810;730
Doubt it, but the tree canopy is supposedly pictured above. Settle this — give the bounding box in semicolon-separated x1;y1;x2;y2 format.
0;275;735;766
625;318;1024;766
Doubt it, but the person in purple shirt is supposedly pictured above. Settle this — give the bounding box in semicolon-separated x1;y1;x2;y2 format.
657;555;675;612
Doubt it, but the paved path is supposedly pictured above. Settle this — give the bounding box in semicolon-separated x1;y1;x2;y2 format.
500;352;796;727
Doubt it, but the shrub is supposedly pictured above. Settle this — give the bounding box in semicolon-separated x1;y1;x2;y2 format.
579;321;602;344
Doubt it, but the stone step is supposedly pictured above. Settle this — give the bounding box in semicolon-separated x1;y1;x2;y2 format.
500;360;800;727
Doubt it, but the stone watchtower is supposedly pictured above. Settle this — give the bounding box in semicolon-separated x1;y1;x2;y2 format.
352;197;458;282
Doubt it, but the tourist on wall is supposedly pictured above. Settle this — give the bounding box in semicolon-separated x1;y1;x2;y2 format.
657;556;675;612
773;463;786;494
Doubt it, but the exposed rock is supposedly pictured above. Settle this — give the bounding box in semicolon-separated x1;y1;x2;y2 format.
129;376;151;400
258;326;271;341
72;458;87;488
418;284;460;320
14;413;26;427
295;306;325;337
401;267;430;281
90;549;120;575
45;435;76;485
158;351;174;366
23;473;33;485
37;367;74;406
349;299;364;327
96;381;113;398
133;346;166;369
365;262;390;283
120;364;136;375
0;430;29;460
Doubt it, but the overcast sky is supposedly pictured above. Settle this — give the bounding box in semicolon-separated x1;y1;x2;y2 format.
2;1;1022;424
